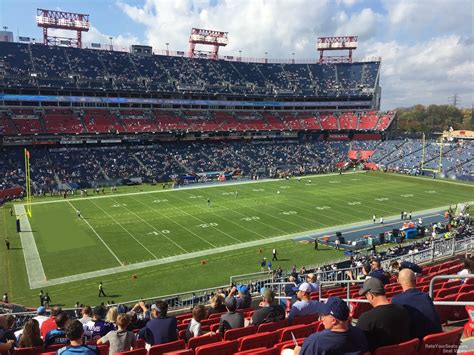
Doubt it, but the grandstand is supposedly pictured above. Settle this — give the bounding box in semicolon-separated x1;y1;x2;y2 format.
0;14;473;355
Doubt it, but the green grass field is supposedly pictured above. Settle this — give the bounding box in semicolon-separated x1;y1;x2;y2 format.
1;171;473;308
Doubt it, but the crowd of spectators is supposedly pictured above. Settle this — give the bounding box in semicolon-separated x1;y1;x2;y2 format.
0;42;380;97
0;141;347;193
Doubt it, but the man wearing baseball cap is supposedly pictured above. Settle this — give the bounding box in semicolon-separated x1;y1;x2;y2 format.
294;297;369;355
356;278;410;353
287;283;323;323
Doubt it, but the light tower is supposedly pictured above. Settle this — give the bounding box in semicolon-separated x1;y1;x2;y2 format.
317;36;358;64
188;28;228;59
36;8;90;48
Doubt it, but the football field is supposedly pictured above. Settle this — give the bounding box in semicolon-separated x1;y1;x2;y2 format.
2;171;473;306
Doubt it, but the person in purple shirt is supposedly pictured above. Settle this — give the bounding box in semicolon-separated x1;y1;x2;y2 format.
83;306;115;340
139;301;177;346
294;297;369;355
391;268;442;339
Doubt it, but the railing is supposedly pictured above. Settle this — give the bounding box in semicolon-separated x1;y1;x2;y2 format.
4;235;472;318
428;274;474;298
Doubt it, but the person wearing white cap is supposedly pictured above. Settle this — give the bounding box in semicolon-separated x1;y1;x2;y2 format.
287;283;323;324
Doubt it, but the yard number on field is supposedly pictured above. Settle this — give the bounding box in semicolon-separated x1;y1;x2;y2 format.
198;223;218;228
240;216;260;221
280;210;297;215
148;230;170;235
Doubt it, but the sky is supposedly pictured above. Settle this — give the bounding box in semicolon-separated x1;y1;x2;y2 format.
0;0;472;110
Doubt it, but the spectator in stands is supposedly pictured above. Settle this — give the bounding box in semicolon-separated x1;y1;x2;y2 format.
369;259;389;284
229;285;252;309
83;306;115;340
217;296;244;333
392;268;442;339
57;320;98;355
206;294;226;316
185;305;208;340
287;283;322;323
356;278;410;352
18;319;43;348
34;306;49;329
389;260;423;275
284;275;298;303
105;307;118;325
79;306;93;324
139;300;177;346
98;314;136;354
40;306;62;338
249;288;285;327
2;315;16;345
458;257;474;281
306;273;318;292
44;312;69;348
294;297;369;355
0;315;15;346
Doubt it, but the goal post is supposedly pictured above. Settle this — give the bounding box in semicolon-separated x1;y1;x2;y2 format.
24;148;32;217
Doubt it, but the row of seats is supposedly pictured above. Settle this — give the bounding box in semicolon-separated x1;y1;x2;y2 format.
0;42;380;97
0;109;395;135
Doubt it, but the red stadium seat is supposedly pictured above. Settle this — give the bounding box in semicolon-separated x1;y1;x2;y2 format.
350;300;372;319
238;331;279;351
12;347;43;355
194;340;239;355
418;328;463;355
44;344;67;352
279;323;315;342
148;340;186;355
116;349;147;355
274;338;305;351
223;325;257;341
290;314;319;325
373;338;419;355
257;319;288;333
187;333;222;351
208;312;226;319
135;339;145;349
234;347;279;355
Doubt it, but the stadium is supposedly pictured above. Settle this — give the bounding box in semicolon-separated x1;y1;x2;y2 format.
0;1;473;354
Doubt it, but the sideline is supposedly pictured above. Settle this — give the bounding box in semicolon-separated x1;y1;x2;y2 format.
14;205;47;286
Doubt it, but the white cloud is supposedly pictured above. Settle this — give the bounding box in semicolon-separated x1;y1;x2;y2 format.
361;36;473;109
114;0;472;109
48;26;139;51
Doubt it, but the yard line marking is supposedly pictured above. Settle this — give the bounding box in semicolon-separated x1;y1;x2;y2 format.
14;205;47;285
25;207;454;289
180;189;292;236
88;199;158;259
107;196;189;253
25;171;368;206
126;194;227;246
66;201;123;266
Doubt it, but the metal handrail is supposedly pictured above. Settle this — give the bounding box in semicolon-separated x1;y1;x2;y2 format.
428;274;474;298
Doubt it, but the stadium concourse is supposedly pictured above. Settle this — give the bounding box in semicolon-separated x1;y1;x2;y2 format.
0;35;473;355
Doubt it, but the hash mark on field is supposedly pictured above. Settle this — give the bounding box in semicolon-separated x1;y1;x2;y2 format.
347;201;361;205
425;191;437;194
401;194;414;198
329;180;340;184
90;199;158;259
279;186;291;189
252;189;264;192
66;201;123;265
315;206;331;210
350;178;361;181
375;197;389;201
279;210;297;215
108;196;189;253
